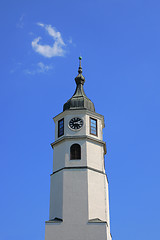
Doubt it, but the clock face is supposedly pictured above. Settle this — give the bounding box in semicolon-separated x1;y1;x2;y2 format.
69;117;83;130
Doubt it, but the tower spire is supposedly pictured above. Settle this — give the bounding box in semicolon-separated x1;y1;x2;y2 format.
63;57;95;112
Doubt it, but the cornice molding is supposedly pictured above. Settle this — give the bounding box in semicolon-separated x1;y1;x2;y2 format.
50;166;109;183
51;135;107;154
88;218;108;226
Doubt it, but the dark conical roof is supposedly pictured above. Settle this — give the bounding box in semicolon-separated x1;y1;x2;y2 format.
63;57;95;112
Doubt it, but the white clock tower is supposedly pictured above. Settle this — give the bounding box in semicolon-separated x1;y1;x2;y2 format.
45;57;112;240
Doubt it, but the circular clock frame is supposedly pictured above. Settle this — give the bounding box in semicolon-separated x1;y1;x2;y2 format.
68;117;83;131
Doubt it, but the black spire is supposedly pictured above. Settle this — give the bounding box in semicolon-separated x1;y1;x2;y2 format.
63;57;95;112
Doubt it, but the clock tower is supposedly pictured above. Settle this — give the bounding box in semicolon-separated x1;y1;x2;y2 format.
45;57;112;240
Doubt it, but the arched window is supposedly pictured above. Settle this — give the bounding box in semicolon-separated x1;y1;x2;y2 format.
70;144;81;160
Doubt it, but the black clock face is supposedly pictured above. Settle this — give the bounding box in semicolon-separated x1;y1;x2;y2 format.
69;117;83;130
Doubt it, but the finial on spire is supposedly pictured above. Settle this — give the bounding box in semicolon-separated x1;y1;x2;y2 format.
79;56;82;65
75;56;85;85
78;56;82;74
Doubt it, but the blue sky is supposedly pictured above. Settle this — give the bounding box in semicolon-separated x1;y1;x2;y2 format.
0;0;160;239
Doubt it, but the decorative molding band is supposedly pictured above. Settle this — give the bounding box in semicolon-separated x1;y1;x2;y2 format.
51;135;107;154
45;221;62;224
88;218;108;226
50;166;108;182
45;217;63;224
53;109;105;125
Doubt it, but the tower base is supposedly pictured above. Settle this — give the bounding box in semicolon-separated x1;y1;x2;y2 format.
45;221;112;240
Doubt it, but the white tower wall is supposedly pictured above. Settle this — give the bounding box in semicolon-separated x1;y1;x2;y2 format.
88;170;107;221
49;172;63;220
45;60;112;240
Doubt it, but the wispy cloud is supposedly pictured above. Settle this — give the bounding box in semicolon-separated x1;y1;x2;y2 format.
24;62;53;75
37;62;53;72
17;14;25;29
32;23;66;58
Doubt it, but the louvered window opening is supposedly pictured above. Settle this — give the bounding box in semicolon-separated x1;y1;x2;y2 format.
90;118;97;136
70;144;81;160
58;118;64;137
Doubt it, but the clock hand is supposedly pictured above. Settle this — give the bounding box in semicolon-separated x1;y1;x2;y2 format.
73;121;79;125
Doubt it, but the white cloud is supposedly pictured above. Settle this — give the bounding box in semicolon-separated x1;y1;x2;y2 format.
37;22;44;27
24;62;53;75
37;62;53;72
32;23;66;58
